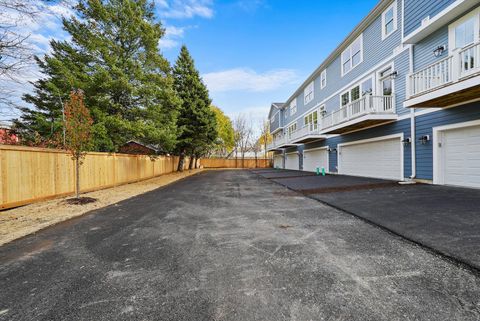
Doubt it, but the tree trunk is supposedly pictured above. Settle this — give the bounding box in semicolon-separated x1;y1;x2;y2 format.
75;156;80;199
189;156;194;170
177;151;185;172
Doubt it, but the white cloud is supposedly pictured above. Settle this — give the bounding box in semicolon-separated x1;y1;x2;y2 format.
159;25;187;50
156;0;214;19
202;68;299;93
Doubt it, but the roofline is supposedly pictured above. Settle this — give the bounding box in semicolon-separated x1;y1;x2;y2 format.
282;0;394;106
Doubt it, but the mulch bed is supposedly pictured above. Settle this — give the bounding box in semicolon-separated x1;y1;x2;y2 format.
63;197;98;205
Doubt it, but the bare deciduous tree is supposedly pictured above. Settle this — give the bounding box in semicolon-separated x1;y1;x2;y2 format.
233;113;253;166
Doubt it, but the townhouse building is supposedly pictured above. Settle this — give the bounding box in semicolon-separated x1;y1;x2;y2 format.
267;0;480;189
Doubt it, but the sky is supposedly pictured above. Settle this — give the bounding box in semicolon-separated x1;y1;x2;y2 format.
1;0;379;126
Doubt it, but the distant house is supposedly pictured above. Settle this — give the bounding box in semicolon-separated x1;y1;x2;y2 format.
0;126;19;144
118;141;166;155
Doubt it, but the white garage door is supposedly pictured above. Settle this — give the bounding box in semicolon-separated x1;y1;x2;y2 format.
303;148;328;172
285;153;299;170
339;136;402;180
273;155;283;169
438;124;480;188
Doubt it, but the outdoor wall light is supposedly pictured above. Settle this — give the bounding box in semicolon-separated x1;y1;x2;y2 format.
419;135;430;145
389;71;398;79
321;110;328;117
433;45;446;57
402;137;412;146
327;147;337;153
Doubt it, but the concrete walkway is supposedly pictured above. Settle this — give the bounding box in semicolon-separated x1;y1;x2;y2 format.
1;170;479;320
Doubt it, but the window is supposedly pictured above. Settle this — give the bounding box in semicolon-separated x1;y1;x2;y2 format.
341;35;363;76
304;82;314;105
290;99;297;115
351;86;360;102
454;16;475;49
382;2;397;40
361;78;373;96
320;70;327;89
288;123;297;137
341;91;350;106
304;111;318;129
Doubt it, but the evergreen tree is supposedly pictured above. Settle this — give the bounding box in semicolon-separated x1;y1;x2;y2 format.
173;45;217;171
14;0;180;152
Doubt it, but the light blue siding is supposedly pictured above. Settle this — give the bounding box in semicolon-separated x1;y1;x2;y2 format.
393;49;410;116
415;102;480;180
404;0;455;37
283;0;403;127
412;26;449;71
304;119;412;177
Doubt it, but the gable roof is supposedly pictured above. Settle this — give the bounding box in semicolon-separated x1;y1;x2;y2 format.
268;103;285;119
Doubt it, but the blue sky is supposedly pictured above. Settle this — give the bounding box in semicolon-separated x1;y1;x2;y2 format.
1;0;379;125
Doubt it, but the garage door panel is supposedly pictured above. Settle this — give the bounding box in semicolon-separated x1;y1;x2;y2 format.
274;156;283;169
339;137;402;180
285;154;299;170
303;149;328;172
442;124;480;188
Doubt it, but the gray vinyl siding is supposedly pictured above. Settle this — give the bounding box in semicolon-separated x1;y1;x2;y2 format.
415;102;480;180
412;26;449;71
283;0;403;127
270;110;281;133
404;0;455;37
393;49;410;116
303;118;412;177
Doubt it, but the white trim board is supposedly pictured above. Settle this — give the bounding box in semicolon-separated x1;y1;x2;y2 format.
432;119;480;185
303;146;329;152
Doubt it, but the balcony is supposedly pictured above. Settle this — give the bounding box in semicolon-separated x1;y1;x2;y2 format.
266;134;298;151
320;95;397;134
405;41;480;108
288;123;326;144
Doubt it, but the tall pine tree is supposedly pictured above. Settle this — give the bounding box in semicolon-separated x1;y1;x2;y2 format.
173;45;217;171
15;0;180;152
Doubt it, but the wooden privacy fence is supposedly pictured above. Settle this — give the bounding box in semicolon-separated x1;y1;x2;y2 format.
200;158;271;169
0;145;190;210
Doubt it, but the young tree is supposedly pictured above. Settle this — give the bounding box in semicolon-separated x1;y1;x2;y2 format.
14;0;179;152
258;119;272;159
210;105;234;157
64;89;92;199
173;45;217;171
233;113;253;166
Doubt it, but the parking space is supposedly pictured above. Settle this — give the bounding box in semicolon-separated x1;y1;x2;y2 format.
255;170;315;179
253;169;480;271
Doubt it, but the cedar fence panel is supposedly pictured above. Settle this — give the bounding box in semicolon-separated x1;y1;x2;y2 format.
200;158;271;169
0;145;189;210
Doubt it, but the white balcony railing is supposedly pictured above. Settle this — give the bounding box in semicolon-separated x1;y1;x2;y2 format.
408;41;480;97
290;123;320;142
267;135;288;150
321;95;395;130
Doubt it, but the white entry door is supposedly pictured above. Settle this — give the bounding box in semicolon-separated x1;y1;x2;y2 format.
285;153;299;170
303;148;329;172
338;135;402;180
273;155;283;169
437;123;480;188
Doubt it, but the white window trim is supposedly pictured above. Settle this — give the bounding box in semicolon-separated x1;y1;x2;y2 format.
376;62;395;96
290;99;297;116
320;70;327;89
447;7;480;53
341;34;364;77
304;82;314;105
382;1;398;41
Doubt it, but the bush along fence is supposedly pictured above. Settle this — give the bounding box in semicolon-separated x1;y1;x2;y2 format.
0;145;272;210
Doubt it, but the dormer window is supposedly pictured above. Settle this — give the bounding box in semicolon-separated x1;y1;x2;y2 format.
341;35;363;76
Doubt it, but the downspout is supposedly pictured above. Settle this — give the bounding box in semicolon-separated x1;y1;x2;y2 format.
408;44;416;179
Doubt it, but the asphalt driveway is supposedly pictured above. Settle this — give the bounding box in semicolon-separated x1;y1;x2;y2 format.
255;169;480;271
1;170;480;320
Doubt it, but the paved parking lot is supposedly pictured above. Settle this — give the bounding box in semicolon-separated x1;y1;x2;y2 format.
254;169;480;271
1;170;479;320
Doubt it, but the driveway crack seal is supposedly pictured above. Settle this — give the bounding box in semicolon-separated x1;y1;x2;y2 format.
250;170;480;277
